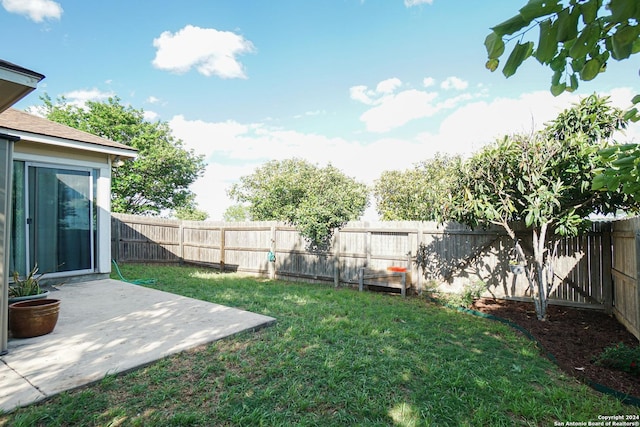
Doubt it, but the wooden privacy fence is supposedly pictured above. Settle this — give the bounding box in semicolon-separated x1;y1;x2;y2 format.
610;217;640;340
111;214;621;310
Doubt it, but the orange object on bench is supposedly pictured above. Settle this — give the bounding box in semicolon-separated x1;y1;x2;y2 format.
387;266;407;272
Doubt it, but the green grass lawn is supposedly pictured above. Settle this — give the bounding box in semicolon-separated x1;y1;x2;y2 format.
2;264;638;426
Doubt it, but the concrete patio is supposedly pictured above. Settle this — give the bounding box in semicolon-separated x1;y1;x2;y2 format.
0;278;276;413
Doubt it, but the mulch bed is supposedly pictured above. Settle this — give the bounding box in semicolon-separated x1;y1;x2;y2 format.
470;298;640;401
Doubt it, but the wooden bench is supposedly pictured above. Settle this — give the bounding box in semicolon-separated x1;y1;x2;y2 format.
358;267;408;297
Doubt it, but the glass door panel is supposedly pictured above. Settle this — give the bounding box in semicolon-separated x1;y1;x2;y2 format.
9;161;26;275
27;166;94;274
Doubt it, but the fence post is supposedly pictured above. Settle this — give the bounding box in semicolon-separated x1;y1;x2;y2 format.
601;222;613;314
416;222;423;294
635;231;640;337
111;216;120;262
179;221;184;265
220;227;226;272
333;229;340;288
365;226;371;267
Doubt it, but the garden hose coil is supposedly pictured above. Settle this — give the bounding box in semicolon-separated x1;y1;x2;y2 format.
111;260;158;285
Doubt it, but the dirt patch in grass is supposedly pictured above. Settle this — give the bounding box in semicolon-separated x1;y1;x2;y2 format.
471;298;640;400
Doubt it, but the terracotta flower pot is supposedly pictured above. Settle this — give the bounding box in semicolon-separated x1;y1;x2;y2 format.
8;298;61;338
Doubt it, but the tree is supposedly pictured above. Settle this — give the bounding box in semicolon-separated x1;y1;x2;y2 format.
228;158;369;250
449;95;638;320
373;154;461;221
483;3;640;309
174;195;209;221
223;204;252;222
485;0;639;106
41;95;206;215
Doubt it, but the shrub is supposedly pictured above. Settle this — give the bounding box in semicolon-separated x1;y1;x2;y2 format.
433;281;486;308
594;343;640;377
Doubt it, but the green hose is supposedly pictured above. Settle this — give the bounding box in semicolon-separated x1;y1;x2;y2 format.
111;260;158;285
427;296;640;408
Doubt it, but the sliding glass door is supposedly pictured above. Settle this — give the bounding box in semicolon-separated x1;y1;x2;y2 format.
11;162;94;276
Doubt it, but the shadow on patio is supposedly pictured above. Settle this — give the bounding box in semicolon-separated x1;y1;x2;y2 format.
0;278;276;412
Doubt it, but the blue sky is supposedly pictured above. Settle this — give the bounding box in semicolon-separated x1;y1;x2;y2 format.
2;0;639;220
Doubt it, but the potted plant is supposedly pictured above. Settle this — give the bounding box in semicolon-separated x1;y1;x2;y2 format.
8;265;60;338
8;265;49;303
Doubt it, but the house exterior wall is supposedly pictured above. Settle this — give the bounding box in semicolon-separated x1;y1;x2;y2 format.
1;136;16;354
13;140;113;277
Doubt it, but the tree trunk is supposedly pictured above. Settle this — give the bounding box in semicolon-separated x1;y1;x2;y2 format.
532;224;549;320
501;220;550;321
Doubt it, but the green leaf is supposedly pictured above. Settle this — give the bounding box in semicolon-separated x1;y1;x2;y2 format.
608;0;637;23
607;176;621;191
623;107;639;121
556;7;580;42
502;41;534;78
616;143;639;152
614;24;640;46
581;0;601;24
611;25;638;60
551;82;566;96
591;173;606;190
484;32;505;59
519;0;562;21
491;14;529;37
580;58;601;81
525;210;534;227
598;146;619;157
569;22;600;59
535;19;558;64
550;50;567;72
568;73;579;91
632;95;640;105
612;155;636;167
570;56;585;74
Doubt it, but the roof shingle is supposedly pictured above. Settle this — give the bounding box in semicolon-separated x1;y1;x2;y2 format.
0;108;137;154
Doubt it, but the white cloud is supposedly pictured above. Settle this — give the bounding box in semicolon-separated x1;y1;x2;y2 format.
143;110;158;121
152;25;256;79
1;0;62;22
360;89;439;132
147;96;160;104
417;88;640;156
62;88;115;108
441;76;468;90
404;0;433;6
352;76;477;132
170;115;250;157
376;77;402;94
293;110;325;119
349;85;375;105
350;78;403;106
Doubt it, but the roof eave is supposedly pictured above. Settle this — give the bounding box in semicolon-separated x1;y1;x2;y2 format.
3;128;137;159
0;61;45;113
